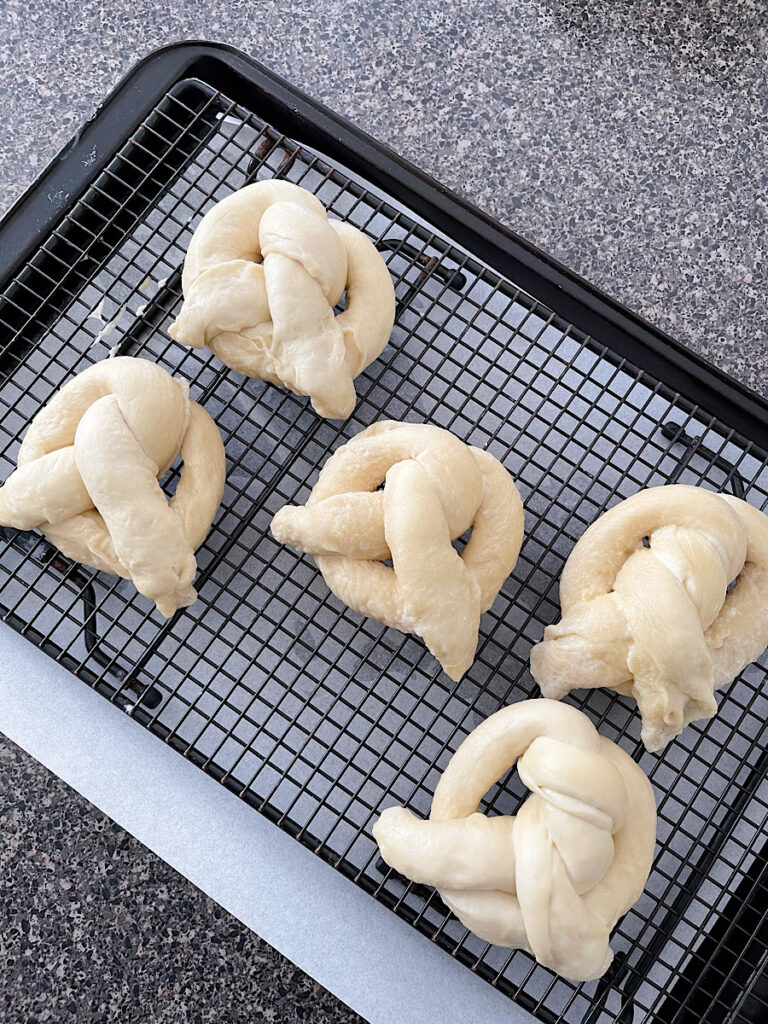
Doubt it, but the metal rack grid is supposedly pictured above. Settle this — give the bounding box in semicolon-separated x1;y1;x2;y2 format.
1;77;767;1024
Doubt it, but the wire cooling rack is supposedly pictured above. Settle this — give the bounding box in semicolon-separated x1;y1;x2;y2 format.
1;70;767;1024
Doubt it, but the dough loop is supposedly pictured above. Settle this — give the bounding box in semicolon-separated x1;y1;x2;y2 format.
374;699;656;982
0;357;225;618
271;420;524;680
531;485;768;751
169;180;396;419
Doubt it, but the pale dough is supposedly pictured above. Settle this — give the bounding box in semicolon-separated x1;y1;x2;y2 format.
373;698;656;983
0;357;226;618
169;180;396;419
530;485;768;751
271;420;524;680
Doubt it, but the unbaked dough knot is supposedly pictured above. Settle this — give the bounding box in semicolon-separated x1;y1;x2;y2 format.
169;180;396;420
373;699;657;982
0;358;225;618
271;420;524;680
530;485;768;751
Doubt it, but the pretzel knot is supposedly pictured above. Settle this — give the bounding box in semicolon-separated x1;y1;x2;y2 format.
373;699;656;982
530;485;768;752
271;421;524;680
0;358;225;618
169;180;396;420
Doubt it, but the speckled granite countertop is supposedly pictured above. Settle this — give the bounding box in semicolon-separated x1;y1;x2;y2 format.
1;1;766;1021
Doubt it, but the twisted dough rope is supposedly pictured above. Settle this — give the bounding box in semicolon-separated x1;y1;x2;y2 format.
530;485;768;751
169;180;396;420
0;358;226;618
374;699;656;983
271;421;524;680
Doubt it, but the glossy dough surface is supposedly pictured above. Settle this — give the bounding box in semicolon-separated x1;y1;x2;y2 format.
530;485;768;751
373;698;656;982
169;180;396;419
0;357;226;618
270;420;524;679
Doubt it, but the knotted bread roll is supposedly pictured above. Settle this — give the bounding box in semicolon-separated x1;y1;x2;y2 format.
271;421;524;680
530;485;768;751
0;357;226;618
169;180;396;420
374;698;656;982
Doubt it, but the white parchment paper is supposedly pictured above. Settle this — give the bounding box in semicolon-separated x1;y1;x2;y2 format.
0;622;534;1024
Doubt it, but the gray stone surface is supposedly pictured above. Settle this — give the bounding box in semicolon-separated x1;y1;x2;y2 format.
0;1;766;1021
0;0;766;395
0;735;363;1024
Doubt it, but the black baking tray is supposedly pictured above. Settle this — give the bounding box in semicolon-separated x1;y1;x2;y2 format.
0;42;766;1024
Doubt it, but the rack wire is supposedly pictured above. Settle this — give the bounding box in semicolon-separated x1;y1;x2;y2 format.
1;77;767;1024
